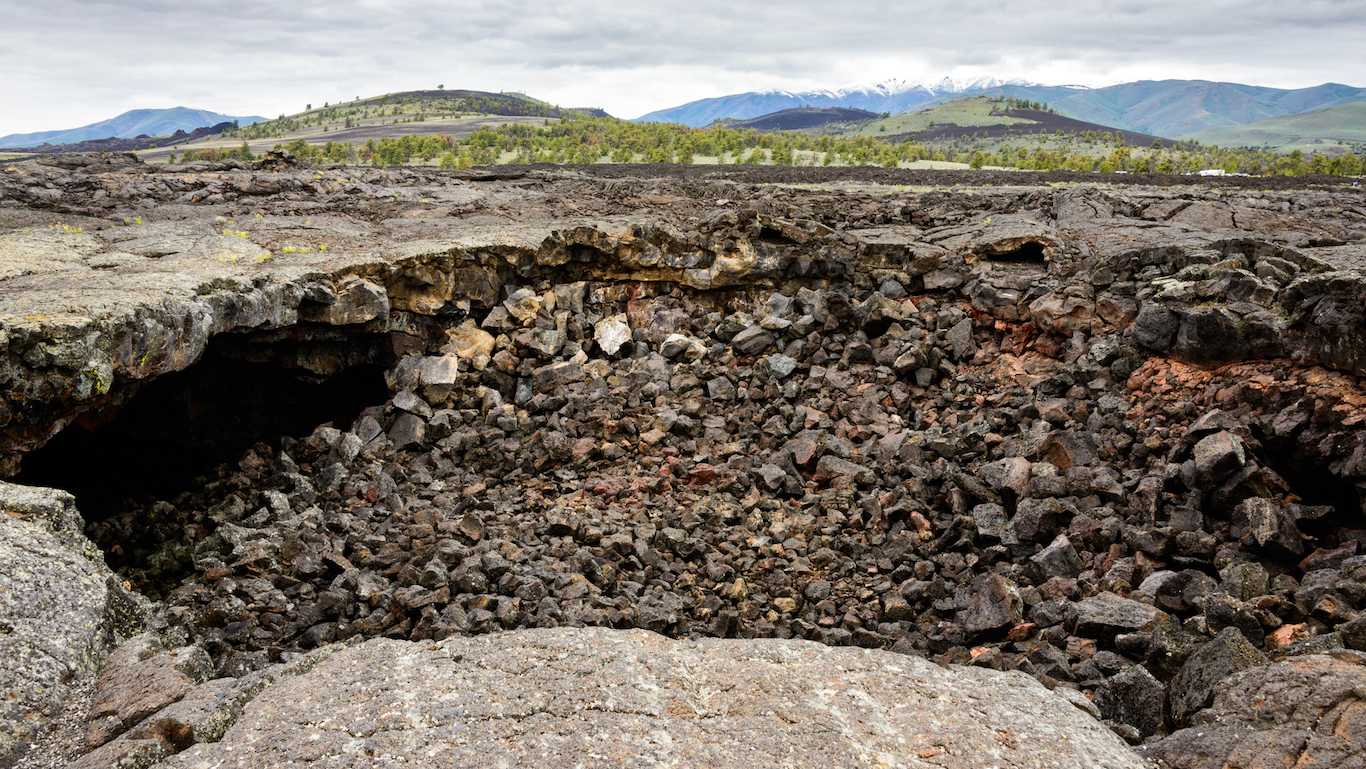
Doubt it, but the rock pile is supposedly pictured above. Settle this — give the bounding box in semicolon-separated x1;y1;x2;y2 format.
99;264;1366;753
3;159;1366;767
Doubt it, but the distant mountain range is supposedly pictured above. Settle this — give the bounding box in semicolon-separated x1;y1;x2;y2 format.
634;77;1036;126
0;108;266;149
637;78;1366;138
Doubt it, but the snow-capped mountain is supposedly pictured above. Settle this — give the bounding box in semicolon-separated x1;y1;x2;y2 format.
834;76;1036;98
635;76;1366;137
634;76;1045;126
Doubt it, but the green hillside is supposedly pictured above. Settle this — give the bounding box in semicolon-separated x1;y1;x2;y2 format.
914;80;1366;138
838;97;1035;138
1181;103;1366;153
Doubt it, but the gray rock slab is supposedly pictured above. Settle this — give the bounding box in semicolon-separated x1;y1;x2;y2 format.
1232;496;1307;558
68;643;346;769
1192;430;1245;485
153;627;1145;769
961;573;1025;638
0;482;130;766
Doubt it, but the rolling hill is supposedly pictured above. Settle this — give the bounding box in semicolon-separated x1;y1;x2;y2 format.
1180;102;1366;152
642;78;1366;138
0;108;266;148
129;89;590;164
347;89;610;118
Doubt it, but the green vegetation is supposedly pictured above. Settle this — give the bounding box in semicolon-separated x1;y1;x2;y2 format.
426;114;1361;176
913;136;1362;175
257;114;1360;176
149;90;1362;178
180;141;256;163
444;117;940;166
270;136;454;167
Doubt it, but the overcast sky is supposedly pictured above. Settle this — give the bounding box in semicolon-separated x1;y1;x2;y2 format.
2;0;1364;136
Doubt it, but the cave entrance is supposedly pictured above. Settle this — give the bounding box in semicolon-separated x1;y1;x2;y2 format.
985;241;1046;263
1261;445;1366;540
14;350;389;525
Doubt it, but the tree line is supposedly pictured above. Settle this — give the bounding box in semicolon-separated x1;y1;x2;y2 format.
175;114;1363;177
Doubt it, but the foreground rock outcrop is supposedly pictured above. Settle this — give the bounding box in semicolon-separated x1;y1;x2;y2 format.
3;158;1366;766
99;627;1144;769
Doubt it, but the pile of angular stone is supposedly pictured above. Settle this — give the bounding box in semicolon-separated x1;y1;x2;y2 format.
92;266;1366;755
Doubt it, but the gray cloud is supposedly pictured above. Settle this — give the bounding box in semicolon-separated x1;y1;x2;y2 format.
1;0;1363;134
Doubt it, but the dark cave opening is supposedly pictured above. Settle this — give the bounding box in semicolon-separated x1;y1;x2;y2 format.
15;350;389;525
862;316;895;340
1261;446;1366;541
986;241;1047;263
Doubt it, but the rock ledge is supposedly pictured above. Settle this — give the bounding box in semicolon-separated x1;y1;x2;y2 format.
151;627;1144;769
